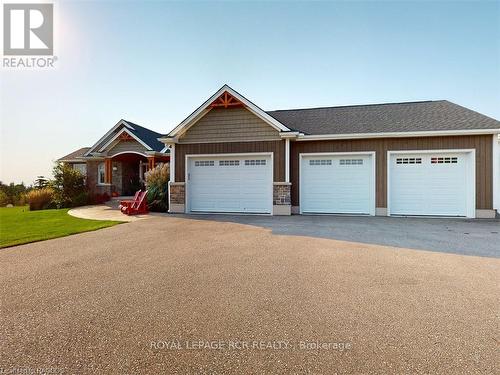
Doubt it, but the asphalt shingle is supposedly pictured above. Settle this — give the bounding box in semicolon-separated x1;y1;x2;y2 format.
267;100;500;135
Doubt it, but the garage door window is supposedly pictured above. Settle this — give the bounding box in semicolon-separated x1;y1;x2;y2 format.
339;159;363;165
396;157;422;164
309;159;332;166
219;160;240;166
245;159;266;166
431;157;458;164
195;161;214;167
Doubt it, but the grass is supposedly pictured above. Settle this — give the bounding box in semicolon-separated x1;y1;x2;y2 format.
0;206;122;248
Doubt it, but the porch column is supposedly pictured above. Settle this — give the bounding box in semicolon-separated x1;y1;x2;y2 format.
105;158;112;184
148;156;156;170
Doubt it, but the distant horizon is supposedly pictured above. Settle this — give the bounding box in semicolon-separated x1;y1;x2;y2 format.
2;0;499;184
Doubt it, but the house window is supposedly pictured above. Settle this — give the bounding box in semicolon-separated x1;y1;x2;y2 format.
73;163;87;176
98;162;106;184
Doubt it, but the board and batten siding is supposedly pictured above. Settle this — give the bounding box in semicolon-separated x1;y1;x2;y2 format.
107;140;148;156
291;135;493;209
178;107;280;143
175;141;286;182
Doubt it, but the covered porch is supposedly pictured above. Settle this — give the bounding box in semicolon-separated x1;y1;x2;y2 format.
102;152;169;196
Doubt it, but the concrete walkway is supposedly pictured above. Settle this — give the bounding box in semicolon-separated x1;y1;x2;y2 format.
68;204;150;222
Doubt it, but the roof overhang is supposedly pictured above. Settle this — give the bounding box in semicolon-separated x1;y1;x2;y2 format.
295;128;500;141
167;85;291;138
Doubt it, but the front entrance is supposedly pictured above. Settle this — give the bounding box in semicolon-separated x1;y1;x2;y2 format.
110;153;148;196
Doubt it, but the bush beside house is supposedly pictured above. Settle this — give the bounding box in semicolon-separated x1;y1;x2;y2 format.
145;163;169;212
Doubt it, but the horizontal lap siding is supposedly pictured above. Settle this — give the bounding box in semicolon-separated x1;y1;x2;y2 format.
291;135;493;209
175;141;285;182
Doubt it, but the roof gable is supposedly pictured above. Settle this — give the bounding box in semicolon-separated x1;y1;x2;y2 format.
85;120;165;156
167;85;291;139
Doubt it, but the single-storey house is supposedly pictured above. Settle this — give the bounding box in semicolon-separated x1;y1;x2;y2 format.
160;85;500;218
59;119;169;196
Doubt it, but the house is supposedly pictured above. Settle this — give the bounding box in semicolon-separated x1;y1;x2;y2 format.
160;85;500;218
59;119;169;196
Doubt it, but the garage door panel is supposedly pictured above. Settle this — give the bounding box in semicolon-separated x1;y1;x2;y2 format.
188;155;272;214
301;155;374;214
389;153;469;216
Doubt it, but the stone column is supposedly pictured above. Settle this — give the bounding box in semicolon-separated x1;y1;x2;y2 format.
273;182;291;215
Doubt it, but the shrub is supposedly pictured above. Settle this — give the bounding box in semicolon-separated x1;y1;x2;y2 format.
0;190;9;207
25;188;54;211
51;163;88;208
145;163;169;212
0;182;29;206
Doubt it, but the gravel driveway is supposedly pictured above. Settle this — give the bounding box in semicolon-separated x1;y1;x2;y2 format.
0;216;498;374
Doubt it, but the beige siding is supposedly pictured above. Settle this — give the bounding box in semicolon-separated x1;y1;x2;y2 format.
107;140;148;156
179;107;280;143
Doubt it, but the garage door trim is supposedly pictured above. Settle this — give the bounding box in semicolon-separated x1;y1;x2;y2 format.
387;149;476;218
299;151;376;215
185;152;274;215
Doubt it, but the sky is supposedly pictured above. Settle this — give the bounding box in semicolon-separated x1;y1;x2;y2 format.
1;0;499;184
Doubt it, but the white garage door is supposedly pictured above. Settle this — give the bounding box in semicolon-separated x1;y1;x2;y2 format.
300;154;374;214
187;155;272;214
389;153;471;216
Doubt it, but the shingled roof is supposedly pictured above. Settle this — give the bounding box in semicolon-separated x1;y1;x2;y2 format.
267;100;500;135
58;147;90;162
122;120;165;152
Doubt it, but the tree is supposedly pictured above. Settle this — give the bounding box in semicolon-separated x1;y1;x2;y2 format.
50;163;88;208
34;176;49;189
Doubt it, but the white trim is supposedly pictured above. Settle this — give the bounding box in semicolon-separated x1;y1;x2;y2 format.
98;128;152;152
160;145;170;153
184;152;274;215
299;151;376;216
387;149;476;218
84;120;134;156
168;85;290;138
170;144;176;182
295;128;500;141
108;151;149;158
285;138;290;183
493;134;500;212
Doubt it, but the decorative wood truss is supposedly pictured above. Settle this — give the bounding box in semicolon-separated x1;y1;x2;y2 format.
118;131;135;141
209;91;245;108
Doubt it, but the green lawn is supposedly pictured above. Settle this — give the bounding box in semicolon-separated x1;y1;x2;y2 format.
0;206;122;248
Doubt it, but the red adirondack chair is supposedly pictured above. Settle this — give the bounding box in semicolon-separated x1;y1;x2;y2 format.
118;190;141;211
121;190;148;215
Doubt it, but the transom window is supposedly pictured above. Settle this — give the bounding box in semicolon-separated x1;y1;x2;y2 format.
309;159;332;166
339;159;363;165
219;160;240;166
396;158;422;165
431;157;458;164
245;159;266;166
195;160;214;167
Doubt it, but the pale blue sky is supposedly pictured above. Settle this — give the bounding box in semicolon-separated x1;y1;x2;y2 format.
1;0;499;184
